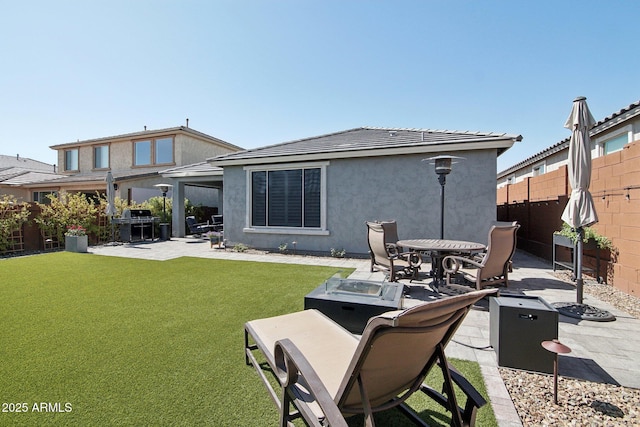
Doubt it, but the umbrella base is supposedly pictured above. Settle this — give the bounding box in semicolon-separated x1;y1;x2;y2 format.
552;302;616;322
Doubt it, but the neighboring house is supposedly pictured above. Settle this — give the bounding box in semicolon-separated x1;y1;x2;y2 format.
206;127;522;256
14;126;242;211
0;154;61;202
495;99;640;295
497;99;640;187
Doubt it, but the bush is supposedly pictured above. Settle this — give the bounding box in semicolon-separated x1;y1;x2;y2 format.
35;192;99;244
0;195;30;252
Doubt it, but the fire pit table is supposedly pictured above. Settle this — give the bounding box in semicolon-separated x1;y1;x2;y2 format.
304;277;403;334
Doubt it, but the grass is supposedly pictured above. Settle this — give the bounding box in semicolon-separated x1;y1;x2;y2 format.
0;252;496;426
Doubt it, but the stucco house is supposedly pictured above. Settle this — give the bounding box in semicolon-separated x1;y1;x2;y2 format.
0;154;61;202
201;127;522;256
14;125;242;209
497;99;640;187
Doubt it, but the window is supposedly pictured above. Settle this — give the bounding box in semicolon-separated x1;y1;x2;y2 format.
134;140;152;165
532;163;545;176
604;134;628;155
33;191;57;204
64;149;78;171
155;137;173;164
94;145;109;169
134;137;174;166
248;163;326;230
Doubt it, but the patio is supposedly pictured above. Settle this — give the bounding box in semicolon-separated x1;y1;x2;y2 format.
89;239;640;426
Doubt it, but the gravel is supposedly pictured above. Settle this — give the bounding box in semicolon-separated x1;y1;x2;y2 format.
501;368;640;426
500;274;640;426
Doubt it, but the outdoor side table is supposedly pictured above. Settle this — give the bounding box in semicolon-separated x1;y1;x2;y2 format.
490;295;558;374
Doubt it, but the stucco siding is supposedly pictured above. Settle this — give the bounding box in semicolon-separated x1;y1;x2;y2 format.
222;149;498;256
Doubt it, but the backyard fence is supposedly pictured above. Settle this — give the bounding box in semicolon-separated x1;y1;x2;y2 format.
498;139;640;296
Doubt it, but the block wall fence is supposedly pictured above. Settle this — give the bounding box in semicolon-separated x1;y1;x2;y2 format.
497;139;640;296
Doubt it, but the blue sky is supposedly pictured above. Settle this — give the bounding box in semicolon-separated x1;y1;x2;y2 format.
2;1;639;172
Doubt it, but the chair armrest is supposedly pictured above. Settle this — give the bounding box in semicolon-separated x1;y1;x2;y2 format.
387;245;422;268
274;339;348;427
399;251;422;268
442;255;483;274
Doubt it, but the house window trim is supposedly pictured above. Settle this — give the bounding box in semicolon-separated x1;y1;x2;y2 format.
532;162;545;177
93;144;110;170
33;190;58;204
64;148;79;172
597;125;631;156
132;136;176;167
243;161;329;235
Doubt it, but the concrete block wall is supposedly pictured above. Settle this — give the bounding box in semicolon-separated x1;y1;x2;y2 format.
498;140;640;297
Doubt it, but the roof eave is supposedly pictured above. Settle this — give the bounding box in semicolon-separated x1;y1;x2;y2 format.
210;137;520;167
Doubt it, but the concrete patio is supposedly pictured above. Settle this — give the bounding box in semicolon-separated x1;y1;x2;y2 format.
89;238;640;427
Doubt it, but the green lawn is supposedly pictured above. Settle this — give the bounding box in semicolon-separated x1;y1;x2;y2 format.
0;252;496;426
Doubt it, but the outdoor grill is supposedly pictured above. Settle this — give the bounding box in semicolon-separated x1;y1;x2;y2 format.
113;209;159;242
304;277;403;334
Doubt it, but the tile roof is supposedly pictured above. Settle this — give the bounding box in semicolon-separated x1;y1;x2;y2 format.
0;154;55;171
49;126;243;151
209;127;521;165
0;170;65;185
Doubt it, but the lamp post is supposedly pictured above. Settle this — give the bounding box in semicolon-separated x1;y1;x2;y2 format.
423;155;463;239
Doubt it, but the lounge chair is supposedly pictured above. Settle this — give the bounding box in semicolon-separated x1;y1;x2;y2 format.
245;288;495;427
185;215;212;237
443;223;520;289
366;221;422;281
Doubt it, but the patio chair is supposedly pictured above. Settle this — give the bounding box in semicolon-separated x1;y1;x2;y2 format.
443;223;520;289
366;221;422;281
244;288;496;427
210;214;224;232
185;215;212;237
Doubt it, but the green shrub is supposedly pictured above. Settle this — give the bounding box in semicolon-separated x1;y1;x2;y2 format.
0;195;30;252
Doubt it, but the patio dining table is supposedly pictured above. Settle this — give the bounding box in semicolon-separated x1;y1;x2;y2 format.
396;239;486;290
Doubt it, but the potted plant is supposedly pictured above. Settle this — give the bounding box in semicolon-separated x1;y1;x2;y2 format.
553;224;612;250
65;225;88;253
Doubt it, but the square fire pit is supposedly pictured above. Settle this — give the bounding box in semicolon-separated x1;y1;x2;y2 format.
304;278;403;334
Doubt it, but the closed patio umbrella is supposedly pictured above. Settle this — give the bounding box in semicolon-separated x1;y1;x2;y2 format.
555;97;614;321
105;172;117;242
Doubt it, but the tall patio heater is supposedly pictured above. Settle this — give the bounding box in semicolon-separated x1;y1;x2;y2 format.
424;155;463;239
154;183;172;240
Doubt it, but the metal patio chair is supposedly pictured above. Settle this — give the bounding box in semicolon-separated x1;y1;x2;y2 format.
244;289;495;427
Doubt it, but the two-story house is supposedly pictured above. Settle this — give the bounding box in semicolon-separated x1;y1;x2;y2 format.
18;125;243;209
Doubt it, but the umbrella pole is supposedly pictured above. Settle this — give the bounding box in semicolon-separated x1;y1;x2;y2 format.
576;227;584;304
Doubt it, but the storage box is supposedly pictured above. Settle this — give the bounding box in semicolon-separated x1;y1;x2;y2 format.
490;295;559;373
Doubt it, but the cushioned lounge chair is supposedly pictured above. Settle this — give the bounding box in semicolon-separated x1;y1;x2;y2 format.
443;223;520;289
245;288;496;427
366;221;422;281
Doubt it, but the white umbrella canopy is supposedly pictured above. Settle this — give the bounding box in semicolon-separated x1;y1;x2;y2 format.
561;96;598;228
105;171;116;217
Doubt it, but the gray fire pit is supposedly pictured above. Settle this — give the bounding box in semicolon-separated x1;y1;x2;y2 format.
304;277;403;334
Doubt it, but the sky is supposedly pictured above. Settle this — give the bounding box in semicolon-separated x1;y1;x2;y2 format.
2;1;639;173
